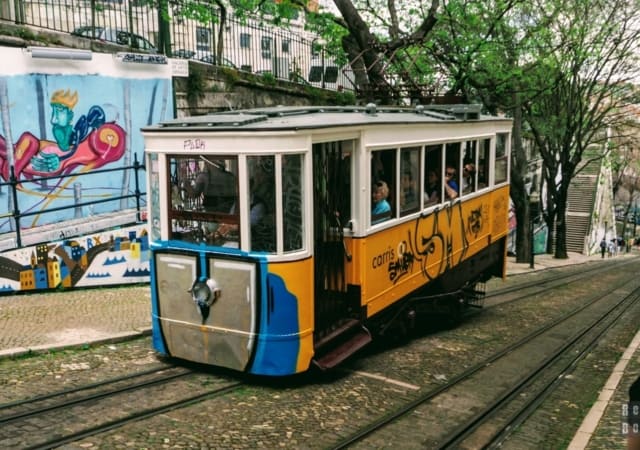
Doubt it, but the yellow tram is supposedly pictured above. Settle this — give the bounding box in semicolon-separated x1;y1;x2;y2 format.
142;104;512;376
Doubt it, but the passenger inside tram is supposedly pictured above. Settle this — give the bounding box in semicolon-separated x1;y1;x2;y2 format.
424;170;440;206
371;180;392;224
444;165;459;200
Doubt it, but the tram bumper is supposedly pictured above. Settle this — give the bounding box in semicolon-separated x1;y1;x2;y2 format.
150;249;304;375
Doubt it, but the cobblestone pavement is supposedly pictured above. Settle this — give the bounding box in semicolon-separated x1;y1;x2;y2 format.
0;285;151;358
0;251;637;449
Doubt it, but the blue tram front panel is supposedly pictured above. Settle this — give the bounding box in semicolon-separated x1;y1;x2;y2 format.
150;246;305;376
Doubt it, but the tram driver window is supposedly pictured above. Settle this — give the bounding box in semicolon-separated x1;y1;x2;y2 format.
168;156;239;247
199;157;238;213
282;154;304;252
371;149;395;225
248;155;276;252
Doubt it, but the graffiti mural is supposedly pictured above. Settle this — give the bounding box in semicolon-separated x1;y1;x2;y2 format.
0;89;126;181
0;47;173;293
0;48;173;232
0;223;149;293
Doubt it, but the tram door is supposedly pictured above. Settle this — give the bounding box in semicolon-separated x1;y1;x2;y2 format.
313;140;354;334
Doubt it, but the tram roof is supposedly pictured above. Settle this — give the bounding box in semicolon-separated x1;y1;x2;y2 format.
143;104;511;132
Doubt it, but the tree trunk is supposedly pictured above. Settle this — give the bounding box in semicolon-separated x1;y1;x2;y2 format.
509;100;532;263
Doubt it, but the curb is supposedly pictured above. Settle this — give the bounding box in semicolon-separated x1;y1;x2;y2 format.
0;327;152;360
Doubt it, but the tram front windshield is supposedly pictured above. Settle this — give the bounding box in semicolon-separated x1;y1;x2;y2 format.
167;154;303;254
169;155;241;247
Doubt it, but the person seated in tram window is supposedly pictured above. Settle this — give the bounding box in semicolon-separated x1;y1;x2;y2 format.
424;170;440;206
372;180;392;224
190;161;237;213
462;163;476;193
444;165;459;200
400;170;418;211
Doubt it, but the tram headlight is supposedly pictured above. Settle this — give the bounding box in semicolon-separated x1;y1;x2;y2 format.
189;278;220;307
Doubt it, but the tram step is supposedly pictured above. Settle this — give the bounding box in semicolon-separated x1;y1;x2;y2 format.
312;323;372;371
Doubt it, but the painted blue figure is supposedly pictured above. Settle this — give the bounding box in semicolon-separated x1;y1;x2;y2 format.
31;89;106;172
372;180;391;224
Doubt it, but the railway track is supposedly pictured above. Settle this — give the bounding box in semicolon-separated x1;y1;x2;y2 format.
331;267;640;449
0;365;243;449
483;258;634;306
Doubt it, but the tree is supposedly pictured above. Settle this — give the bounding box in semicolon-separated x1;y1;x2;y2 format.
522;0;640;258
423;0;554;262
427;0;640;259
609;114;640;240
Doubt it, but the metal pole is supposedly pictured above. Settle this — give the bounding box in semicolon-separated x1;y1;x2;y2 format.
632;200;638;240
321;46;325;89
529;211;534;269
529;192;539;269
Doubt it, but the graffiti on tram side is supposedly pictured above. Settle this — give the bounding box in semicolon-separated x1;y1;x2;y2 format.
0;224;149;294
372;199;493;285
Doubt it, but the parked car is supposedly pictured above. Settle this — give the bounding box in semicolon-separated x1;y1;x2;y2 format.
71;26;104;39
72;26;156;53
198;53;237;69
173;49;195;59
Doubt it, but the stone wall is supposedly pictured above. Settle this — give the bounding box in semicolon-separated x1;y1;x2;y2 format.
173;62;354;117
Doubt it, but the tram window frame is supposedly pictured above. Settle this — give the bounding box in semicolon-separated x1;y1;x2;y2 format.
247;155;276;252
371;148;396;225
167;155;240;247
478;138;490;189
399;147;420;216
281;153;305;253
495;133;509;184
462;140;477;195
444;142;461;201
148;153;161;242
424;144;443;207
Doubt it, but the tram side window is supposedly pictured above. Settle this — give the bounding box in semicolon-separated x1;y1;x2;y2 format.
371;149;395;225
462;140;477;194
478;138;490;188
495;133;509;184
248;155;276;252
444;142;461;200
424;144;442;207
168;156;239;247
400;147;420;215
335;142;353;228
282;154;304;252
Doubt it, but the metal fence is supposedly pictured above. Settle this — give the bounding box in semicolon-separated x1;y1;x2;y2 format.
0;153;145;249
2;0;354;90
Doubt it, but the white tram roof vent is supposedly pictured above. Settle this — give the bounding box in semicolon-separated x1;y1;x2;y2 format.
422;104;483;120
157;113;269;128
365;103;377;115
